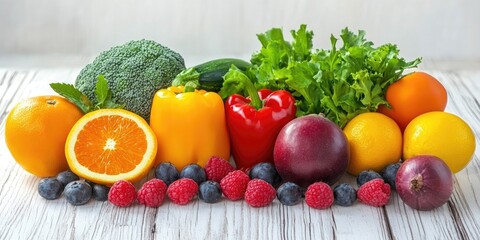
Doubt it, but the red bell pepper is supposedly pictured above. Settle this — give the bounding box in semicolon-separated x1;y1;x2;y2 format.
225;81;296;170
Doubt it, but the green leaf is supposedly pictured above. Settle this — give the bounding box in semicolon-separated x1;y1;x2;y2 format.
95;75;109;106
218;24;422;127
290;24;314;61
102;100;124;109
219;66;248;99
172;67;200;88
93;75;123;110
257;27;286;48
184;81;197;92
50;83;92;113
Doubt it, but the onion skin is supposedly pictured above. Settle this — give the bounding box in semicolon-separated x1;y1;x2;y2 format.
396;155;453;211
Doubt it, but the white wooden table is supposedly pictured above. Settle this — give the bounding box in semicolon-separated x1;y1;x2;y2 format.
1;59;479;240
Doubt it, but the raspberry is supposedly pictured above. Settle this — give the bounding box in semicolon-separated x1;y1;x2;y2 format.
137;179;167;207
108;180;137;207
205;156;235;182
220;170;250;201
167;178;198;205
245;179;276;207
357;178;391;207
305;182;334;209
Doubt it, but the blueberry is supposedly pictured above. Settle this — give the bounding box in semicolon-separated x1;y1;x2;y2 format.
155;162;179;186
38;178;64;200
180;164;206;184
92;184;110;201
333;183;357;206
199;181;222;203
356;170;382;187
249;162;282;187
382;163;401;191
84;180;95;188
64;180;92;206
56;170;80;187
276;182;303;206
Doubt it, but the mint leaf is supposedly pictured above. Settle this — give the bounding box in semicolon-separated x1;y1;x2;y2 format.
93;75;123;110
95;75;109;106
51;75;123;113
50;83;93;113
102;99;124;109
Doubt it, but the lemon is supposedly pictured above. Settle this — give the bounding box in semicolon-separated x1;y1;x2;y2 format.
403;111;476;173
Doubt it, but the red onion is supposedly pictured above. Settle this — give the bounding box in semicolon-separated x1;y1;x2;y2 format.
396;155;453;211
274;114;349;187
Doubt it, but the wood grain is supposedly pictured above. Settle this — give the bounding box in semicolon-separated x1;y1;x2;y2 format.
1;64;480;240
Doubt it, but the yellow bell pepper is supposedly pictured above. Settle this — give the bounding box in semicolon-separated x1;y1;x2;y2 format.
149;86;230;171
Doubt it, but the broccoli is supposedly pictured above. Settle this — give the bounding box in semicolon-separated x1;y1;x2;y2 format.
75;39;185;121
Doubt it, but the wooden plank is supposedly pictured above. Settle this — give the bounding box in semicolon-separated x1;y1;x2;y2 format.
439;71;480;239
0;70;35;125
385;194;462;239
0;160;157;239
151;173;391;240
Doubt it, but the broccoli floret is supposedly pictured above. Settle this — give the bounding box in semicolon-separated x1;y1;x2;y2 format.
75;39;185;121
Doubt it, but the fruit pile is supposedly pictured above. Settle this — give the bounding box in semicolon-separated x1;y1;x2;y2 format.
36;156;399;208
3;25;477;212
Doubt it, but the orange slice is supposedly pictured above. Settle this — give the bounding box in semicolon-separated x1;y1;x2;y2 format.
65;109;157;186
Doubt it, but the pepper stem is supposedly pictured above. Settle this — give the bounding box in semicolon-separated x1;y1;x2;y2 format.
243;76;262;109
219;65;262;109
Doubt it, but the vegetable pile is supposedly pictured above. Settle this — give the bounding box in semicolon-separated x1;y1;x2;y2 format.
220;25;421;127
4;24;476;212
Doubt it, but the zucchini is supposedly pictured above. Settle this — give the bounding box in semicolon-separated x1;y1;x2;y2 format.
172;58;251;92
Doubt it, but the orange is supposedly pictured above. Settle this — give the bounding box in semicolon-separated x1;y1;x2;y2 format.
403;111;476;173
378;72;447;132
343;112;402;176
65;109;157;186
5;96;84;177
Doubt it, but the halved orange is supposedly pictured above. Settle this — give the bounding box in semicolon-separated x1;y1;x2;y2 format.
65;109;157;186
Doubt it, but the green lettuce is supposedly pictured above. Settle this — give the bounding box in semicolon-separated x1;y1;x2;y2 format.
220;25;421;128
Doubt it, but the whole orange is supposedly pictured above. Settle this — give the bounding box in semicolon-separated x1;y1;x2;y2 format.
343;112;402;176
5;96;83;177
378;72;447;132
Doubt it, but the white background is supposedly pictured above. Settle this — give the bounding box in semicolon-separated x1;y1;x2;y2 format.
0;0;479;65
